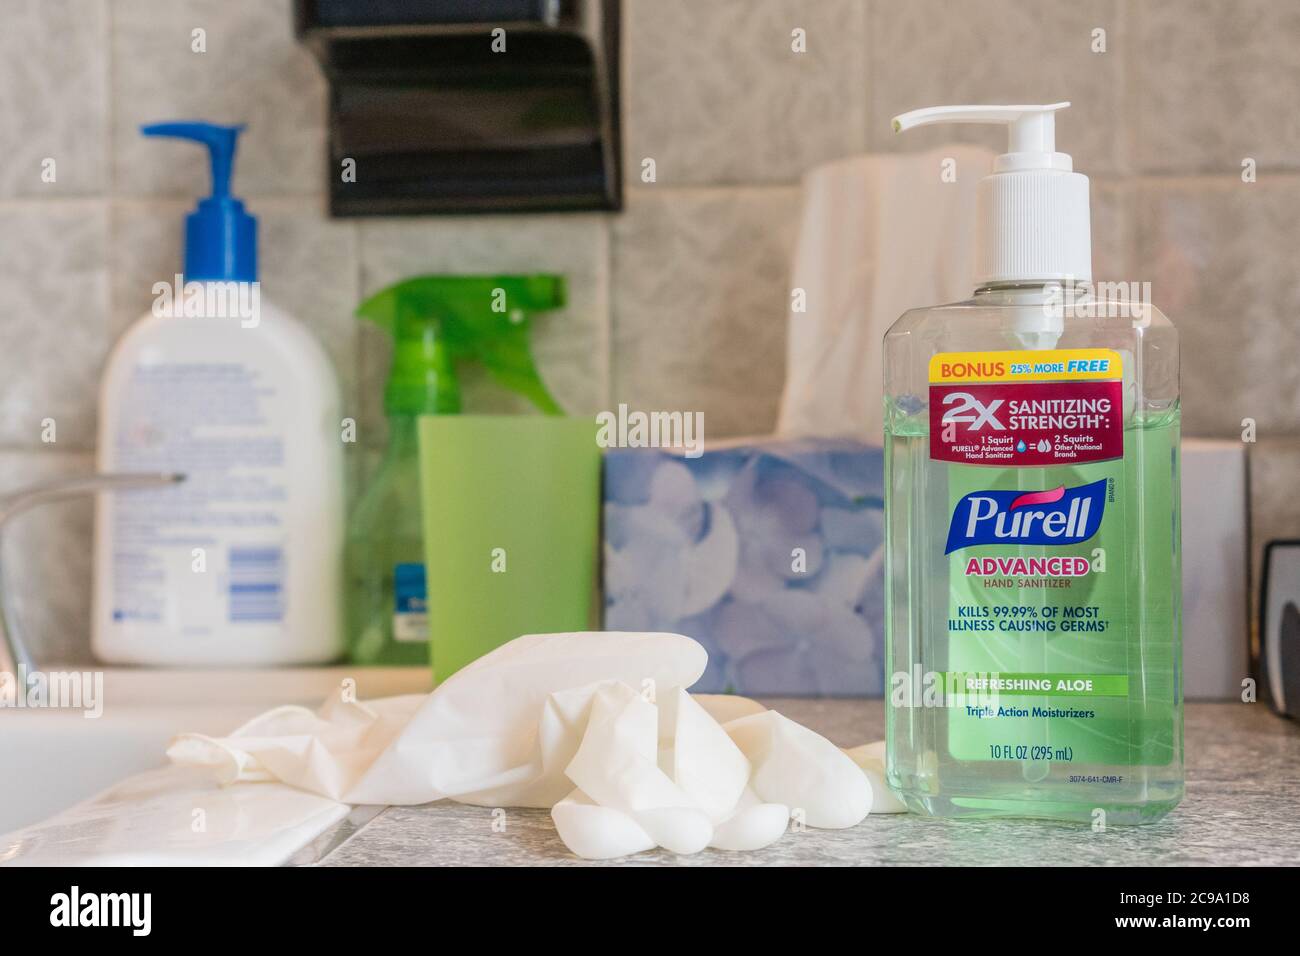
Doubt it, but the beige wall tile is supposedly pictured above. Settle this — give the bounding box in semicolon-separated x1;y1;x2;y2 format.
1136;176;1300;438
868;0;1126;176
111;0;325;197
1134;0;1300;174
106;198;186;339
0;0;109;197
624;0;868;186
0;202;110;449
611;187;800;440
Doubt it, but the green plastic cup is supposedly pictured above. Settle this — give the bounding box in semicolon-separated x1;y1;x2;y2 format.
417;416;601;680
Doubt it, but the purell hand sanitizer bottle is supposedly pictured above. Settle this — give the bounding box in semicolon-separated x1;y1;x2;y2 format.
883;104;1182;823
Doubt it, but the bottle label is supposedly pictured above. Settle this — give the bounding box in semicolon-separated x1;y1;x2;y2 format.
929;349;1123;466
393;562;429;643
943;478;1108;553
925;348;1176;769
107;358;288;633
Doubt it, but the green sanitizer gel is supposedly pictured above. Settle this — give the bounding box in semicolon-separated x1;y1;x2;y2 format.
883;104;1182;823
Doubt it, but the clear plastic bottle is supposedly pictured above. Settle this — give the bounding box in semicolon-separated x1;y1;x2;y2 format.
883;105;1182;824
347;413;433;665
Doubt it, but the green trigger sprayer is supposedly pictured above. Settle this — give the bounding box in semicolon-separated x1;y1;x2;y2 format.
357;274;566;417
346;274;566;665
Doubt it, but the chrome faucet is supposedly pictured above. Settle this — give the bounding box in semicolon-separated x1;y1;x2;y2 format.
0;473;182;677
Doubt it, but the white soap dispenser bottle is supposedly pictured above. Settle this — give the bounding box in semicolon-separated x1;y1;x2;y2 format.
93;122;344;665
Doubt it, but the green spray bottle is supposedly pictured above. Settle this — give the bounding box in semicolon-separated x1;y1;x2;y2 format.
346;275;565;665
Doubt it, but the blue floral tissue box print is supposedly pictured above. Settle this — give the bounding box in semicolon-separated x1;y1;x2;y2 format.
602;438;886;696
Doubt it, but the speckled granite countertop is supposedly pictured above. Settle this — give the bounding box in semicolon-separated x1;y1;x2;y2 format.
302;701;1300;867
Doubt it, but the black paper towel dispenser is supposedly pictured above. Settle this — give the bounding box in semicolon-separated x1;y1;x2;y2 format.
294;0;621;215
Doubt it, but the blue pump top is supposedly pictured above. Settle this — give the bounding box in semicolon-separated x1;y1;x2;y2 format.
141;122;257;282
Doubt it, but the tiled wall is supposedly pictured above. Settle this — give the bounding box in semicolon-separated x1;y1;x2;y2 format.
4;0;1299;661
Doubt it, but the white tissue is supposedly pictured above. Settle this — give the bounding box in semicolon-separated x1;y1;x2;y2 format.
778;145;994;441
0;766;350;867
168;632;901;859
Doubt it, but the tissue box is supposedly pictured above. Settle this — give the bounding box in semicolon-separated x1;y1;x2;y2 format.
602;438;886;697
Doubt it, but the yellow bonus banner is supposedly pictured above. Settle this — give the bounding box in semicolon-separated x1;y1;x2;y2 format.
929;348;1123;384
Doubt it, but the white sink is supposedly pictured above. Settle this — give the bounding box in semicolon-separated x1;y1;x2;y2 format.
0;667;430;835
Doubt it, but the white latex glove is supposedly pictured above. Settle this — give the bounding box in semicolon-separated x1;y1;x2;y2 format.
169;632;903;860
844;741;908;814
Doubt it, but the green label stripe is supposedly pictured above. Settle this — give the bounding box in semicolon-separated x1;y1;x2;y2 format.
943;672;1129;698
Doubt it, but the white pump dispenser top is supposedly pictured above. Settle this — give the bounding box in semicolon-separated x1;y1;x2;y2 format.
893;102;1091;285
